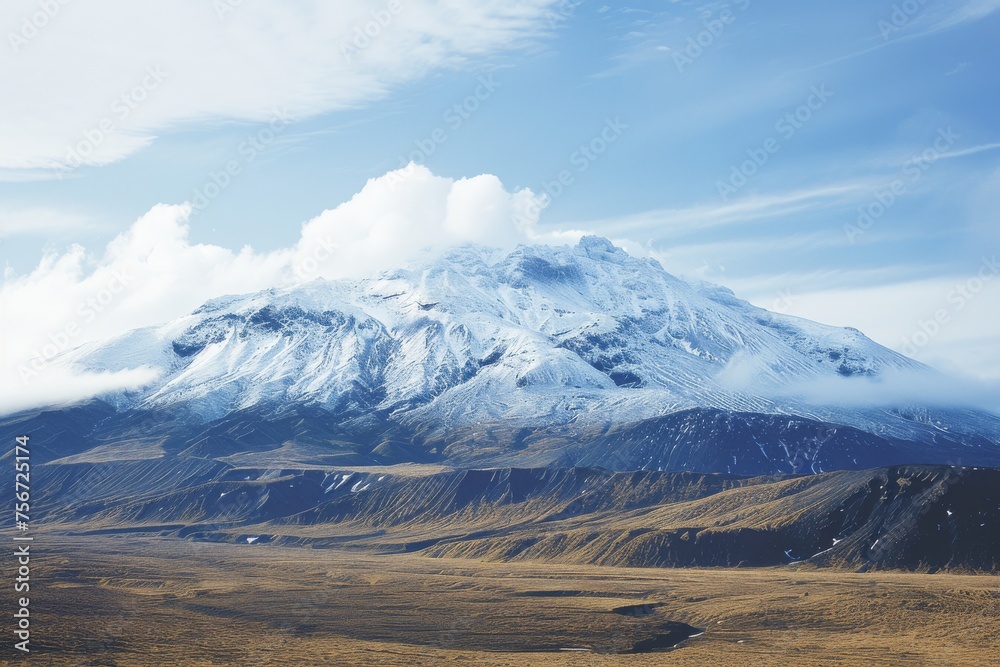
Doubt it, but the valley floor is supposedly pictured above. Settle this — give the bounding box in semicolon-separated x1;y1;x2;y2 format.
9;535;999;666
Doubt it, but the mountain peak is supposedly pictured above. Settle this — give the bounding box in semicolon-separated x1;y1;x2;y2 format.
48;238;982;451
577;235;619;253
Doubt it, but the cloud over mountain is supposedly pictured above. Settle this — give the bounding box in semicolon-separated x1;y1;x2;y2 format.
0;164;563;410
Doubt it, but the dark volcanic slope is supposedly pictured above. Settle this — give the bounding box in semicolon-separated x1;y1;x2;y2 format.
6;400;1000;474
34;458;1000;572
425;466;1000;572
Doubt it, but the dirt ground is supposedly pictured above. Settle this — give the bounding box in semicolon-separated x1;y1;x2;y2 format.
9;535;998;666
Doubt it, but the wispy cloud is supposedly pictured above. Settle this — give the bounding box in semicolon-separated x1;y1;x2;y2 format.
808;0;1000;71
900;0;1000;41
938;142;1000;161
1;0;566;174
722;265;959;303
574;182;870;237
0;207;98;238
0;168;74;183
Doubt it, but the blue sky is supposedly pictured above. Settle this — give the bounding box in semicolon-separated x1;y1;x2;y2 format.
2;0;999;386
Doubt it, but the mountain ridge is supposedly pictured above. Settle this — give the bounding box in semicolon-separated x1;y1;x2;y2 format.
31;459;1000;571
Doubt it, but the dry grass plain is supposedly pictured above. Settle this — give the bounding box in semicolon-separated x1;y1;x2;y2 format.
10;534;999;666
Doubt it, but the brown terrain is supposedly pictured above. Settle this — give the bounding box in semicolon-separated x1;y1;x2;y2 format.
9;534;999;666
7;443;998;665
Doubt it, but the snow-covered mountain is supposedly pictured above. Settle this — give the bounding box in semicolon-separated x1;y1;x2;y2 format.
31;236;1000;473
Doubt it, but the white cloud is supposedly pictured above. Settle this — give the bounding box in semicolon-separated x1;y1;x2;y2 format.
0;164;555;412
291;165;553;279
776;367;1000;414
1;0;563;174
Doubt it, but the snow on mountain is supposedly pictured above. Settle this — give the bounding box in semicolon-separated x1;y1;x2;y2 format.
56;236;988;446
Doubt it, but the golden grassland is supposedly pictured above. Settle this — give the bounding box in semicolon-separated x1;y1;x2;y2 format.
9;535;999;666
